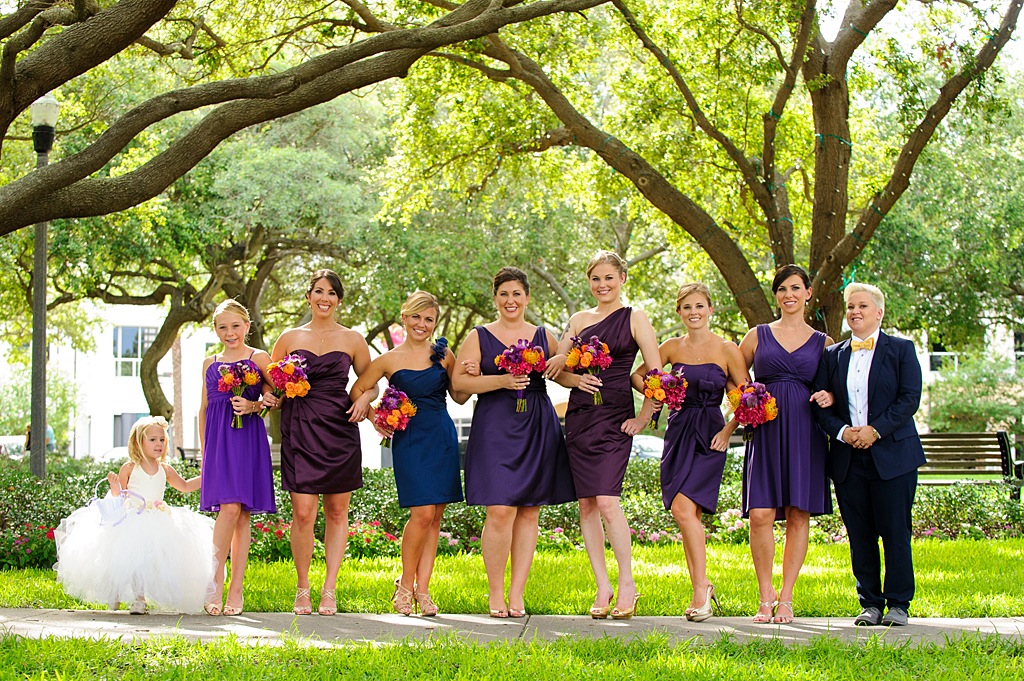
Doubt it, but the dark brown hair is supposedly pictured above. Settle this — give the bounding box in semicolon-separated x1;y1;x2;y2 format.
771;264;810;292
306;269;344;301
492;266;530;295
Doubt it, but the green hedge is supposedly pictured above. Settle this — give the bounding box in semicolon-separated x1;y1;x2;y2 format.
2;453;1022;568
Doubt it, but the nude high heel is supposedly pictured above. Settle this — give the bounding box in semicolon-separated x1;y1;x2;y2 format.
392;579;414;616
589;591;614;619
610;593;641;620
686;584;721;622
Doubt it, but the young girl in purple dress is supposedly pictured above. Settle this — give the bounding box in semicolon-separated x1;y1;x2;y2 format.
198;299;277;616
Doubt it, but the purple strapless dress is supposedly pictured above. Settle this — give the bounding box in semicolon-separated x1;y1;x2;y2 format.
280;349;362;494
564;307;639;498
200;356;276;514
741;325;832;519
463;326;576;506
660;363;727;514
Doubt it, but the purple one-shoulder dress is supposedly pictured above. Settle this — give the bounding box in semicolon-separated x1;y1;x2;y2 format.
463;326;576;506
280;349;362;494
200;355;276;514
741;325;832;520
660;362;728;514
564;307;639;498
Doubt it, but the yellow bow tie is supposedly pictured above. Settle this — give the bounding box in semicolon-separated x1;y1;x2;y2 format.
851;338;874;352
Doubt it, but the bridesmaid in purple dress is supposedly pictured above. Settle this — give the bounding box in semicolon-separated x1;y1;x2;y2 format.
453;267;576;618
544;251;661;619
198;300;277;616
630;283;747;622
267;270;376;617
738;265;835;624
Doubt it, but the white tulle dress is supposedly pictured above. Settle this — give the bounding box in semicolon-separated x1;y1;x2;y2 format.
54;463;215;613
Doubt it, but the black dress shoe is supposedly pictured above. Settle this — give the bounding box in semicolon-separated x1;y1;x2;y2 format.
881;606;909;626
854;606;882;626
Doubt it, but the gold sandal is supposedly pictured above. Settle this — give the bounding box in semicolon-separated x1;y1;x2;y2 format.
392;579;414;616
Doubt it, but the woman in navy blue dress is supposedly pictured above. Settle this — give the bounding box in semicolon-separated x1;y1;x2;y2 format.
738;265;834;624
351;291;470;617
454;267;576;618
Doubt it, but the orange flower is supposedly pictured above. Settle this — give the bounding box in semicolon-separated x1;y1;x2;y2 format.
386;412;400;427
282;364;295;375
400;402;416;416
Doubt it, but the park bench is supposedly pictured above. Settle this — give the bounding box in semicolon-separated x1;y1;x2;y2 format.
918;431;1022;499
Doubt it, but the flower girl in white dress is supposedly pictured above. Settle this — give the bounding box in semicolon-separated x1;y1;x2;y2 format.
54;416;215;614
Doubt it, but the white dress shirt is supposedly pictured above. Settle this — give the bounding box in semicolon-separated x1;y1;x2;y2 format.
838;328;880;443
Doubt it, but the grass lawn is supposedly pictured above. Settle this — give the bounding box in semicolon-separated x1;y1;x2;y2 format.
2;632;1022;680
4;539;1023;618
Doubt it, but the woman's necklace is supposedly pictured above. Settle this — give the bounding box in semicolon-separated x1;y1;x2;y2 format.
309;325;334;345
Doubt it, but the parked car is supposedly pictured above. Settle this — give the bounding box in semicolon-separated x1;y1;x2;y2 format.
630;434;665;460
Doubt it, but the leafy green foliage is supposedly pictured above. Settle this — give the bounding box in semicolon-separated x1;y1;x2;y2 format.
926;353;1024;438
0;365;80;450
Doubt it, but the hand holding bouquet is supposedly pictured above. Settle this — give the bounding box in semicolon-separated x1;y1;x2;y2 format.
495;339;547;412
565;335;613;405
260;354;311;417
642;367;688;430
373;385;417;447
727;381;779;440
218;361;262;428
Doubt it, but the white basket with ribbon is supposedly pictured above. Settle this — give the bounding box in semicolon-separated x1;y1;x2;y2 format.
89;479;145;527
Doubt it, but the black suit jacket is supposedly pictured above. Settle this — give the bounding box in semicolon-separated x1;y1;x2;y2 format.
812;331;925;482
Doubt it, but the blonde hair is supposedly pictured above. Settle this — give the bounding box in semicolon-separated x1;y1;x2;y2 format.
844;282;885;312
675;282;713;311
586;250;627;278
400;290;440;318
127;416;169;464
213;299;251;325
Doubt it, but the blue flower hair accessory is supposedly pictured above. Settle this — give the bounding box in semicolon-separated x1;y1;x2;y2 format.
431;337;448;364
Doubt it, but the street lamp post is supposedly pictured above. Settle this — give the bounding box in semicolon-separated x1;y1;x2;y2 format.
29;92;60;480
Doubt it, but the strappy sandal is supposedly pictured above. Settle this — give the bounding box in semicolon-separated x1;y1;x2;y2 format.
414;591;439;617
318;588;337;616
392;579;414;616
589;591;614;619
773;600;794;624
293;587;312;616
752;598;777;624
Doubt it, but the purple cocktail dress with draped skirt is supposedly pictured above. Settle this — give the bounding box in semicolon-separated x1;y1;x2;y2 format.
280;349;363;494
463;326;575;506
660;362;728;514
564;307;639;498
741;324;832;520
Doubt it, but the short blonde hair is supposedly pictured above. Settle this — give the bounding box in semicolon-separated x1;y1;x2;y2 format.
675;282;712;311
127;416;169;464
843;282;885;312
213;299;251;325
586;250;627;278
400;290;440;318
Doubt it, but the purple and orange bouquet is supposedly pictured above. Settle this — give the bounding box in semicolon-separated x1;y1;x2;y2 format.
642;367;688;430
259;354;311;418
218;361;262;428
565;335;613;405
373;385;417;447
495;339;547;412
727;381;779;440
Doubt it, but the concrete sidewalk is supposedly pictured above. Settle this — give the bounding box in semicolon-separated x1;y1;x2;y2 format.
2;609;1022;648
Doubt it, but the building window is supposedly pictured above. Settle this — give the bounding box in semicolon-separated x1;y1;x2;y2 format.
113;326;158;377
928;341;959;373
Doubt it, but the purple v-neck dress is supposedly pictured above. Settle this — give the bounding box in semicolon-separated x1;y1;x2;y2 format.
564;307;639;498
463;326;576;506
741;324;832;520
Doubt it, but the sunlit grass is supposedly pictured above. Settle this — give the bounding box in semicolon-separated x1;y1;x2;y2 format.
3;539;1023;617
2;632;1023;680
